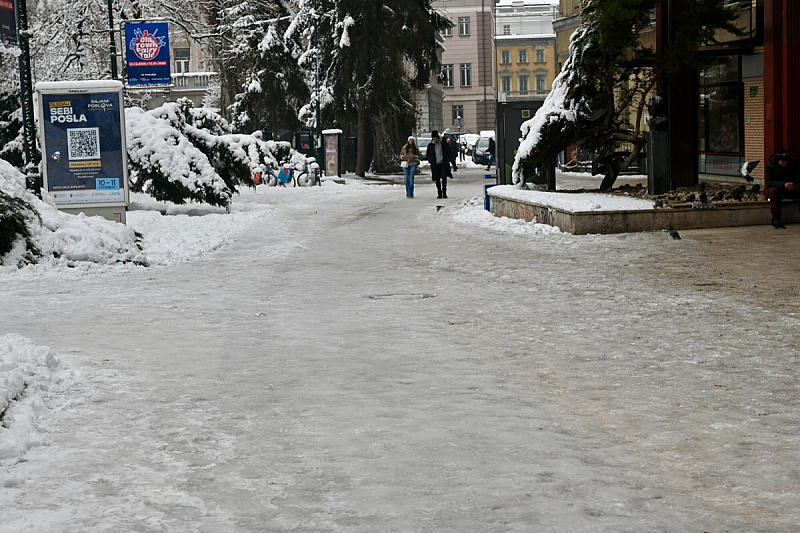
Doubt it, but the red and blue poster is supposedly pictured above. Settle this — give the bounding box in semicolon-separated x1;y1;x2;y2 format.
124;22;171;86
0;0;17;46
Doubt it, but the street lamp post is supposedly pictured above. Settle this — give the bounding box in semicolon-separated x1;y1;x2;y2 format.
16;0;38;192
107;0;118;79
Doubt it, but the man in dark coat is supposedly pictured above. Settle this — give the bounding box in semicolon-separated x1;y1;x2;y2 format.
426;130;452;199
766;149;800;228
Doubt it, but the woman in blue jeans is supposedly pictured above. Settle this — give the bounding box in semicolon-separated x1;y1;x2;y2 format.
400;136;421;198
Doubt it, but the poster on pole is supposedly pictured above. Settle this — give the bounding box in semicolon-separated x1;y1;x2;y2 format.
36;80;129;209
0;0;17;46
124;22;171;86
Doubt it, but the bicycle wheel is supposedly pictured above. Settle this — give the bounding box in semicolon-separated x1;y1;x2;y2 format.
296;172;313;187
267;174;278;186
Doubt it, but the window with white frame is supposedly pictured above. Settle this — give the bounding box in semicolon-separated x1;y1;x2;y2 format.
452;105;463;125
442;64;454;88
500;50;510;65
458;17;470;36
442;23;452;37
536;74;547;92
174;48;190;73
518;75;529;95
503;24;511;35
536;49;545;63
460;63;472;87
501;76;511;93
518;49;528;64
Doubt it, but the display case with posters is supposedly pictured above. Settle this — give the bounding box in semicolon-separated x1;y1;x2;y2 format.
36;81;130;221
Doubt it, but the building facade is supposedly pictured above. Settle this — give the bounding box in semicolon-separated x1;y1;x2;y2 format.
551;0;794;186
433;0;496;134
495;1;558;102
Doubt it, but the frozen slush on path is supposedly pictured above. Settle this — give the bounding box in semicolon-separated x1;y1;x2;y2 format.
0;334;79;466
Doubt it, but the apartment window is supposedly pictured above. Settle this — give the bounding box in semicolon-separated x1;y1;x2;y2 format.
442;23;452;38
501;76;511;93
460;63;472;87
536;49;545;63
503;24;511;35
442;64;454;88
500;50;510;65
174;48;190;73
536;74;547;92
518;75;529;95
518;49;528;64
458;17;470;36
452;105;463;125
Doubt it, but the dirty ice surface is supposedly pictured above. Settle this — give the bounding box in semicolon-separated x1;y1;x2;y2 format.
2;168;799;532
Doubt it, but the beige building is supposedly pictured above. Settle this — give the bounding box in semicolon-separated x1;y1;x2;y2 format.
495;1;558;102
433;0;496;134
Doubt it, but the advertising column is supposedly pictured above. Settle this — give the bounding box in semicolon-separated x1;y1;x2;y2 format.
323;129;342;177
36;80;130;223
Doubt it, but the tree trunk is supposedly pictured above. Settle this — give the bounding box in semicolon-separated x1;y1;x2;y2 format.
355;95;367;177
599;162;620;191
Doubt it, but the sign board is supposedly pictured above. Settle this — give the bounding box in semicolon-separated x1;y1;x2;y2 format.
124;22;171;86
36;81;129;209
0;0;17;46
323;129;342;177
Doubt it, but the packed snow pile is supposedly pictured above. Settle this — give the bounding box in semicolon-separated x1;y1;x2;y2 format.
488;185;655;212
0;159;146;270
450;197;563;235
0;334;79;466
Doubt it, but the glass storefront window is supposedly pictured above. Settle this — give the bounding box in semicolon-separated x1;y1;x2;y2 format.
698;56;744;176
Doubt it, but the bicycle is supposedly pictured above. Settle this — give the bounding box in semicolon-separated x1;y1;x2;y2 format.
255;159;321;188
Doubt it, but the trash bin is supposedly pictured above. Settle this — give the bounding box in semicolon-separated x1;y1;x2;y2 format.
484;184;496;211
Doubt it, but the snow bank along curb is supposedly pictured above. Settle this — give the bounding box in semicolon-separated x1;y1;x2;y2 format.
1;334;78;466
488;186;795;234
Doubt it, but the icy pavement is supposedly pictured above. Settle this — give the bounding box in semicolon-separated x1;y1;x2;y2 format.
1;168;799;532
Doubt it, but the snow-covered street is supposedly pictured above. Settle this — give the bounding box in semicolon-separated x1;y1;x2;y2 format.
2;168;800;532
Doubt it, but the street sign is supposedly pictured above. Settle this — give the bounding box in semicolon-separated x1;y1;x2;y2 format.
0;0;17;46
124;22;171;86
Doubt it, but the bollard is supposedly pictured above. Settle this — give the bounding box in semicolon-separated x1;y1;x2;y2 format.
484;184;496;211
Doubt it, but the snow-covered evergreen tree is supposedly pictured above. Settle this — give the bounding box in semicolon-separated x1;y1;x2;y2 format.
514;0;742;190
289;0;451;176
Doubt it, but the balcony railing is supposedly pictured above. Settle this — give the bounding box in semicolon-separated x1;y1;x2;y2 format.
172;72;218;90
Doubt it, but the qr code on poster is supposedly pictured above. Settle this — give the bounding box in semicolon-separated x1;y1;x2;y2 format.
67;127;101;160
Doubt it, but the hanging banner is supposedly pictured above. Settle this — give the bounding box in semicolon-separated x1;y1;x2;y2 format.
36;81;129;209
124;22;171;86
0;0;17;46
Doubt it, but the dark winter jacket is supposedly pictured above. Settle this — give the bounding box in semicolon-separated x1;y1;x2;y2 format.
488;138;496;155
426;139;451;166
765;153;800;189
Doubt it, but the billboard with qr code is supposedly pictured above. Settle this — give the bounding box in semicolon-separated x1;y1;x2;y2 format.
36;81;129;209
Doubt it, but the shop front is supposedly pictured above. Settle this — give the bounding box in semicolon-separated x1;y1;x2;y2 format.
698;56;745;178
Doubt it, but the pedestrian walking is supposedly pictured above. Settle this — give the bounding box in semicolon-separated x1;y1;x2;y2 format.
445;134;458;173
426;130;451;199
400;136;421;198
486;136;496;170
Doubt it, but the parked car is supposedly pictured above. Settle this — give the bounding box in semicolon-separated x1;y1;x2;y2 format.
472;136;492;165
415;133;433;153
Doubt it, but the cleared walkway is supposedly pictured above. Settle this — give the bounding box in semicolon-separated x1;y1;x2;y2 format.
1;168;798;532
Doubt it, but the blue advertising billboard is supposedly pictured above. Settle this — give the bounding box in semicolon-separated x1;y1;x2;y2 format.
36;81;129;208
124;22;171;86
0;0;17;46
